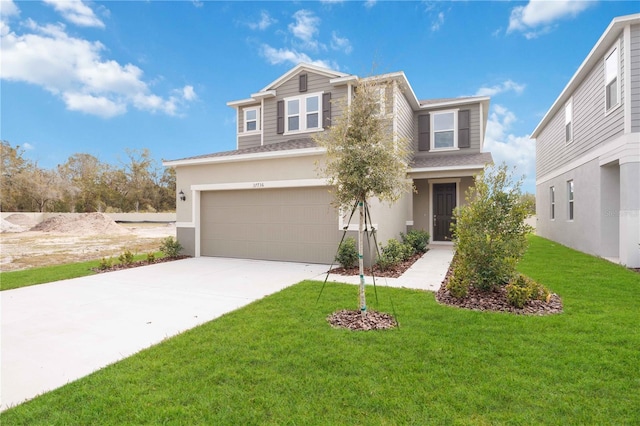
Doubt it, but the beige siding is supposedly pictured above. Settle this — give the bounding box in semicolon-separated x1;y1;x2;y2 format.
631;24;640;132
537;36;626;178
200;187;340;263
238;134;261;150
395;84;414;144
263;70;348;146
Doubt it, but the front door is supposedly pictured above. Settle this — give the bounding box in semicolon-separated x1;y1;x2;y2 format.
433;183;456;241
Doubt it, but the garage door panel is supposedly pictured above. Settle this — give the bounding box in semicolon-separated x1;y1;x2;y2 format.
201;187;340;264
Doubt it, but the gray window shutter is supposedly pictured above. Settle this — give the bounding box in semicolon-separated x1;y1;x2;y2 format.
323;92;331;128
418;114;430;151
277;100;284;134
299;74;307;92
458;110;470;148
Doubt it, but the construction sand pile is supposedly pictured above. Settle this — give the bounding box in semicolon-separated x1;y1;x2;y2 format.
1;214;39;233
31;213;131;235
1;218;26;233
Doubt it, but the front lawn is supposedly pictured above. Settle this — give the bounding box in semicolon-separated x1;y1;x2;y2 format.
0;252;165;291
2;236;639;424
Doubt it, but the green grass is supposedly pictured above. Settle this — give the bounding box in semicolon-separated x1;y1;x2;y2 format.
0;252;164;291
2;236;639;424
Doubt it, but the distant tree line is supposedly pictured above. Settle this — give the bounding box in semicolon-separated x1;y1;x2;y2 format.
1;141;176;213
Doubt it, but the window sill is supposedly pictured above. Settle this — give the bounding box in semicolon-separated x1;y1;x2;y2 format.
605;102;622;117
429;147;460;153
283;128;324;136
240;131;261;137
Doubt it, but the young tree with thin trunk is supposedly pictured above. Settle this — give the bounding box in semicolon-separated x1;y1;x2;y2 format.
314;78;413;318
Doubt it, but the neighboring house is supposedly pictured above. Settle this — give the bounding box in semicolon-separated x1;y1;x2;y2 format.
164;63;492;264
532;13;640;268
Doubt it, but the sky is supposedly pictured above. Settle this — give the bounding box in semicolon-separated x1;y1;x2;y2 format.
1;0;638;193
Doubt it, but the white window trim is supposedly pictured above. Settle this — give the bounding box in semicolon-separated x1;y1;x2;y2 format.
565;98;573;144
604;42;621;115
429;109;459;152
243;107;260;134
550;186;555;220
283;91;323;136
567;180;574;221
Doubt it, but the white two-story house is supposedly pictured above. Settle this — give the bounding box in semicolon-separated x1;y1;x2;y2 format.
532;14;640;268
164;63;492;264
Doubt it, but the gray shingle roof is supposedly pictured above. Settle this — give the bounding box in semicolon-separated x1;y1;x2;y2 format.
170;138;318;162
410;152;493;169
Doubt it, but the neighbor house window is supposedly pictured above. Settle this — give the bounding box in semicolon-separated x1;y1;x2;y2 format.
432;111;456;149
285;93;322;133
605;46;619;111
567;180;574;220
565;99;573;143
550;186;555;220
244;108;259;132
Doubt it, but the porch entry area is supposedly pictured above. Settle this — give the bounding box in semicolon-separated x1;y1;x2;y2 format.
433;183;456;241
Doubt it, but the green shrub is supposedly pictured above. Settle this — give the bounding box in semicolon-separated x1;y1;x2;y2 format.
146;252;156;263
98;257;113;271
447;272;469;298
118;249;134;265
376;238;413;271
335;237;358;268
451;164;533;293
401;229;430;254
160;236;183;258
505;273;551;308
506;282;530;308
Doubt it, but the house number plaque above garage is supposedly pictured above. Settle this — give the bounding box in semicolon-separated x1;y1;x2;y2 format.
253;182;265;188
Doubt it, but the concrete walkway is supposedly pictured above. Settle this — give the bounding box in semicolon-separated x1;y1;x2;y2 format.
0;246;453;411
323;244;454;291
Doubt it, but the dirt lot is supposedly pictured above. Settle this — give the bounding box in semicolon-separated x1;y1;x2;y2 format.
1;214;176;272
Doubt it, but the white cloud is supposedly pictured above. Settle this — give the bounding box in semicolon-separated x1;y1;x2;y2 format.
1;19;195;118
364;0;377;9
260;44;337;70
475;79;526;97
43;0;105;28
289;9;320;46
248;10;277;31
508;0;593;38
483;104;536;190
22;142;34;151
0;0;19;19
431;12;444;32
182;85;197;101
330;31;352;54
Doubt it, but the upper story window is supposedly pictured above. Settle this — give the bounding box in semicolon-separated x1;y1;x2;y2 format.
285;92;322;134
605;46;619;111
565;99;573;143
244;107;259;132
432;111;457;150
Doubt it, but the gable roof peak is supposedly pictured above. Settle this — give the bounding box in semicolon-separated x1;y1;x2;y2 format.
259;62;350;92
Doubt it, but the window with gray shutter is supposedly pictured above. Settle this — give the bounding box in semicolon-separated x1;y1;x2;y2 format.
277;100;285;134
418;114;430;151
323;92;331;128
299;74;308;92
458;110;470;148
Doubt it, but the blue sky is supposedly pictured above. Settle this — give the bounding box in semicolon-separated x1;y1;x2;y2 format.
1;1;638;193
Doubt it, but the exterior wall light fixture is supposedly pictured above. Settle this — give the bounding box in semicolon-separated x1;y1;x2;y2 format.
179;190;186;202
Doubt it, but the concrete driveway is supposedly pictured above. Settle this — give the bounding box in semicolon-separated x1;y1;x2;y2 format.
0;257;329;411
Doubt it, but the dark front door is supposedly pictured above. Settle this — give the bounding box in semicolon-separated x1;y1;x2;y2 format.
433;183;456;241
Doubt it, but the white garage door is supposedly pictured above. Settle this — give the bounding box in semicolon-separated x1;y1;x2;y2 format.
200;187;340;264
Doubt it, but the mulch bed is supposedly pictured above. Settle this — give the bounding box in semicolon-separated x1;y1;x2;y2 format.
92;255;189;273
327;309;397;331
328;252;424;278
435;263;564;316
